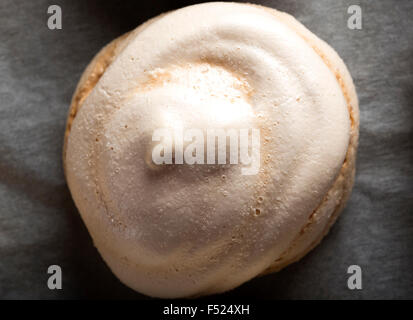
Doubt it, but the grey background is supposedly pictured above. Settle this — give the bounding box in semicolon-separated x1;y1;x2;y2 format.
0;0;412;300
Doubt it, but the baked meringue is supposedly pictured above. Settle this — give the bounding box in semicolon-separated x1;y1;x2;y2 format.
64;2;359;298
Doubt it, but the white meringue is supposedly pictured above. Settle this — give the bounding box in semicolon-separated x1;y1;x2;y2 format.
64;2;359;298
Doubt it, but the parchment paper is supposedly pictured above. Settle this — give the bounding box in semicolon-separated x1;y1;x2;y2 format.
0;0;412;299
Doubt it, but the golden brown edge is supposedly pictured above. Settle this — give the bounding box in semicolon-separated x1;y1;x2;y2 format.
62;32;130;174
258;6;359;274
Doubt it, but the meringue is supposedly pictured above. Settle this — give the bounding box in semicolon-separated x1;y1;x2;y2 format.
64;2;359;298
